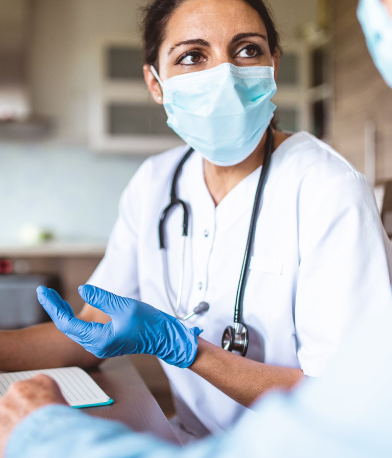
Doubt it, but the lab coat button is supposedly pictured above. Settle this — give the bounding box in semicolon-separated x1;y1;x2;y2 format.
198;282;203;290
204;230;209;237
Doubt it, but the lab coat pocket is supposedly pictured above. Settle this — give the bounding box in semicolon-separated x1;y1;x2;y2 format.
250;256;284;275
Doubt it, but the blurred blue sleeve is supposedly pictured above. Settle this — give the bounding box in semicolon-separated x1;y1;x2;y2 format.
5;406;182;458
6;305;392;458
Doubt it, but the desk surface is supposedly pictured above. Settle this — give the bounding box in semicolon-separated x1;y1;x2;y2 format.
85;357;179;444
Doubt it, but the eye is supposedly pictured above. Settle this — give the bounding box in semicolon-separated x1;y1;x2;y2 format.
176;52;205;66
236;44;262;59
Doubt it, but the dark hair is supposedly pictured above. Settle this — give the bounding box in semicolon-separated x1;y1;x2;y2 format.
141;0;280;67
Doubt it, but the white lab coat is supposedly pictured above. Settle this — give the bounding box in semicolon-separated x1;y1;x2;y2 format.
89;132;392;436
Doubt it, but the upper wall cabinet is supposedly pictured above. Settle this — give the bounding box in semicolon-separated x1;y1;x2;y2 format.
88;38;184;155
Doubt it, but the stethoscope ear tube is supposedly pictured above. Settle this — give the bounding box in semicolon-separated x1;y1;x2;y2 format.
159;148;194;250
160;147;203;320
159;200;189;250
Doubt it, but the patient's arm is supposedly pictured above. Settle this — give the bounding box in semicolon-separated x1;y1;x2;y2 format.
383;0;392;16
0;304;110;371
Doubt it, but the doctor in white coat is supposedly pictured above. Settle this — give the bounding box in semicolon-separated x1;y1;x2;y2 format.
2;0;392;444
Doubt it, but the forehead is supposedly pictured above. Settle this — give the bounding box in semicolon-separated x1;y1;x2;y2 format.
163;0;268;45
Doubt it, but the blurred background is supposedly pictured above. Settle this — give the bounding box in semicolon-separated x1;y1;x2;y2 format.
0;0;392;416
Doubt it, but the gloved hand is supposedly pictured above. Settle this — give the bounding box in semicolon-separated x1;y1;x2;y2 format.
36;285;202;368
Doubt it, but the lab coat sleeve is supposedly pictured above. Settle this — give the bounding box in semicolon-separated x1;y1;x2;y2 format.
87;160;152;299
295;170;392;377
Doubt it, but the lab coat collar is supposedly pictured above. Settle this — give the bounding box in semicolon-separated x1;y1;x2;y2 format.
182;132;309;234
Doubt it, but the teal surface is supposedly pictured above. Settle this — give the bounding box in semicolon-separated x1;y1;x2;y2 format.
71;398;114;409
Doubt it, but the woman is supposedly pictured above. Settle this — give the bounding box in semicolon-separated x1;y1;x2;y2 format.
3;0;392;444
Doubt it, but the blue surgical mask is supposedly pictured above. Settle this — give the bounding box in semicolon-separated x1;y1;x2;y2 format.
151;63;277;166
357;0;392;88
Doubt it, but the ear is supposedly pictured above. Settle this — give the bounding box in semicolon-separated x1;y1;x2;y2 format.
272;50;281;81
143;64;163;104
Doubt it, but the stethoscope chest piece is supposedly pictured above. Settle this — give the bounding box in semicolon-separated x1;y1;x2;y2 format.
221;323;249;357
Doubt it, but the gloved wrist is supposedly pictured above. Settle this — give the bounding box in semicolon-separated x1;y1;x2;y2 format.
161;321;203;368
151;310;203;368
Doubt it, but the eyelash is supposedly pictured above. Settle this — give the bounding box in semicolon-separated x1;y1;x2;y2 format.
175;43;264;66
175;51;202;66
236;44;263;59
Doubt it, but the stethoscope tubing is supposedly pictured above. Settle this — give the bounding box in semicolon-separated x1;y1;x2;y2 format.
159;125;274;325
159;148;194;319
233;125;274;324
160;237;189;319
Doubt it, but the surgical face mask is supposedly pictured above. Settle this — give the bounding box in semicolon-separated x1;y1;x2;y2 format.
151;63;277;166
357;0;392;88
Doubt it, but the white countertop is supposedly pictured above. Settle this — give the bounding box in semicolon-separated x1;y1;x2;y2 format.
0;242;106;258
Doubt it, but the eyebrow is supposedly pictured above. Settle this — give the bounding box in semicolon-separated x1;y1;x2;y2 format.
230;33;267;44
167;33;267;56
168;39;211;56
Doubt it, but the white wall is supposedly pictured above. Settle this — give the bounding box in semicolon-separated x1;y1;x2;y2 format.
0;0;146;244
0;142;144;244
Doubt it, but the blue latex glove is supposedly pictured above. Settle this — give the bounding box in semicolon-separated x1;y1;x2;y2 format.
36;285;202;368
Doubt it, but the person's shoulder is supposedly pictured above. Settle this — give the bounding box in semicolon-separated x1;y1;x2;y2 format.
273;131;367;191
277;132;357;175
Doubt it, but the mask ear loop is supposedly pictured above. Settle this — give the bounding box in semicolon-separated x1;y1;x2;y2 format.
150;66;163;85
150;66;163;101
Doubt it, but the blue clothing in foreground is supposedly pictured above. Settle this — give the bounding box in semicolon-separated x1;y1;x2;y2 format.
6;303;392;458
357;0;392;88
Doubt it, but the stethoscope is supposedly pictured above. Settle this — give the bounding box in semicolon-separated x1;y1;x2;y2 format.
159;125;274;356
